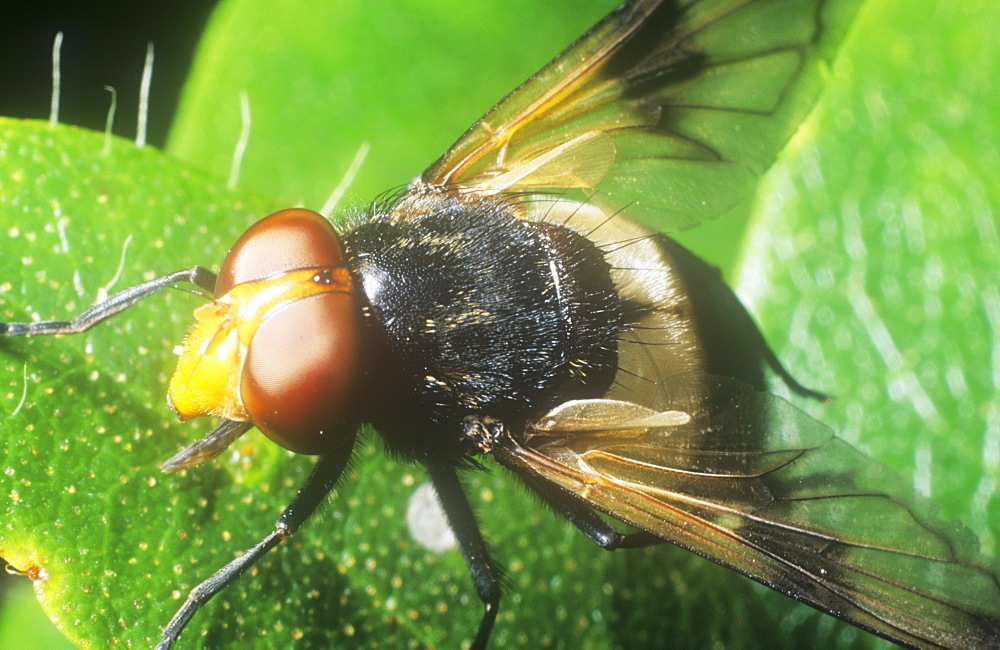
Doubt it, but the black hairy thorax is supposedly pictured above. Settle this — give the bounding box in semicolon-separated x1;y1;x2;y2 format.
342;190;623;460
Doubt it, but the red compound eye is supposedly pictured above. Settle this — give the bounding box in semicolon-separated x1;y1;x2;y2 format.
219;208;363;454
242;288;362;454
217;208;347;295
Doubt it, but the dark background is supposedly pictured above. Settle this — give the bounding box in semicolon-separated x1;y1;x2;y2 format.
2;1;219;147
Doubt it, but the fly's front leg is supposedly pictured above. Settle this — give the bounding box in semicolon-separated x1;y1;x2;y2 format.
1;266;217;337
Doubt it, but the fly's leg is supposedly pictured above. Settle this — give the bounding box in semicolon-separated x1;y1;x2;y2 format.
156;445;353;649
425;464;503;650
1;266;217;336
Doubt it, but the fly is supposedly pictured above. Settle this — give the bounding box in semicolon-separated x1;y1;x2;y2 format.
2;1;999;648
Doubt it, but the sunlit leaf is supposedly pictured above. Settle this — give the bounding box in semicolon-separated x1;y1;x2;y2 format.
1;0;995;648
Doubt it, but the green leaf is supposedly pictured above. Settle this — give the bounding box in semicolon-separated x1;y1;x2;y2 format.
738;0;999;554
1;1;994;649
0;119;286;646
167;0;616;208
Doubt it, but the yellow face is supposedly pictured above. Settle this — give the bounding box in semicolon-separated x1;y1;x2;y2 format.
168;266;354;423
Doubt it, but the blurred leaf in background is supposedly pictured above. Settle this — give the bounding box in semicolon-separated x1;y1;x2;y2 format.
1;0;996;648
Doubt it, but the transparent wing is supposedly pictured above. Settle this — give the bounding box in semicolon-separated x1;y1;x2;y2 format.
419;0;861;231
489;376;1000;648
